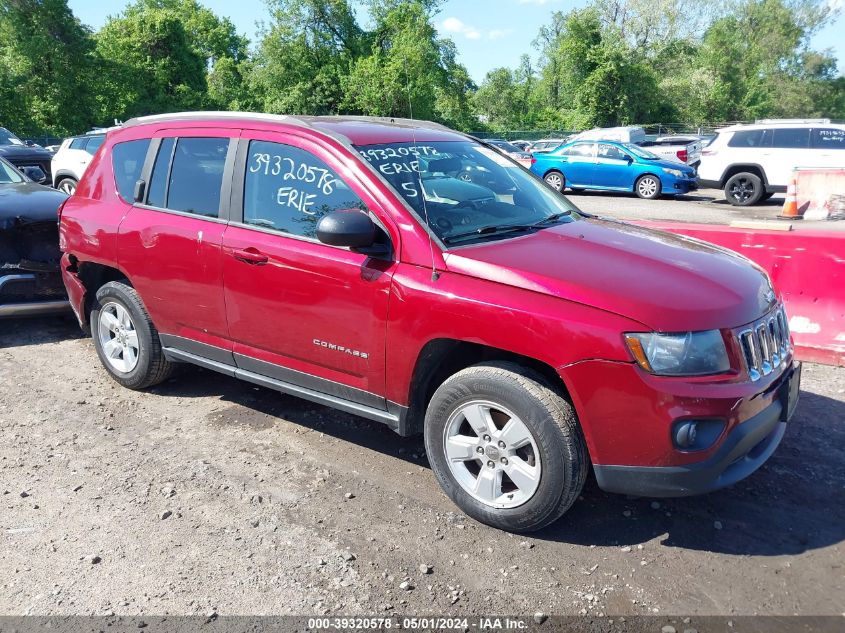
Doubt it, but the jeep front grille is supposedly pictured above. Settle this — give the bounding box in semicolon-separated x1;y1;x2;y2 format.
737;305;791;381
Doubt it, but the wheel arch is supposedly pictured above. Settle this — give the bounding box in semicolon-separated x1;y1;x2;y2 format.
719;164;768;188
52;170;79;187
402;338;573;436
66;258;132;332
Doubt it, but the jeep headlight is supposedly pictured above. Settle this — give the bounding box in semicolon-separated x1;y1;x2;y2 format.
662;167;684;178
624;331;730;376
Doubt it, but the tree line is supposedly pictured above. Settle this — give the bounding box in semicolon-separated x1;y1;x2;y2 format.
0;0;842;138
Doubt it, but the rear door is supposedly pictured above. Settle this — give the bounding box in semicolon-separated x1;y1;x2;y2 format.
767;127;813;186
117;129;238;357
221;131;397;404
556;143;596;186
810;127;845;167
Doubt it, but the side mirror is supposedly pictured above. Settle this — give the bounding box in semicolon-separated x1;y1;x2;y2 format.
625;155;634;163
316;209;389;256
25;140;36;147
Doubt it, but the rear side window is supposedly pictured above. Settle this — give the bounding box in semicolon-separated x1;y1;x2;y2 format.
242;140;367;239
727;130;771;148
146;137;229;218
111;139;150;203
811;128;845;149
70;137;87;150
85;136;105;155
772;128;810;149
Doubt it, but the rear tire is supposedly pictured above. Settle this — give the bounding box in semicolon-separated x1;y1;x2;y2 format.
56;177;77;195
424;361;588;532
724;172;763;206
91;281;174;390
543;170;565;192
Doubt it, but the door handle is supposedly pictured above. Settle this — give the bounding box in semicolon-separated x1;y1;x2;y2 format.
232;247;268;265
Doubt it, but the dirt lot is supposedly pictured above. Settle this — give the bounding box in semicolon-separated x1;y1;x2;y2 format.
1;317;844;619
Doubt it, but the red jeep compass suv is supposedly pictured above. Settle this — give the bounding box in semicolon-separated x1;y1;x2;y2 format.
59;112;800;532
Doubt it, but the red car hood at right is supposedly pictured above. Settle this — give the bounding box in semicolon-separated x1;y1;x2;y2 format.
443;218;776;332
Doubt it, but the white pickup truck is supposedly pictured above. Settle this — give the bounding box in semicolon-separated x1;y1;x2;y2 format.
571;127;703;167
639;135;703;167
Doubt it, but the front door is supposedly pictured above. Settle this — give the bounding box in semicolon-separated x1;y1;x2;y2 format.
221;132;397;405
592;143;634;189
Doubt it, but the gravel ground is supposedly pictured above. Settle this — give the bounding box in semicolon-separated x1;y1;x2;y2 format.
1;317;844;618
569;188;786;224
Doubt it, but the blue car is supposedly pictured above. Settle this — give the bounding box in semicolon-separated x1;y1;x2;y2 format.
530;140;698;199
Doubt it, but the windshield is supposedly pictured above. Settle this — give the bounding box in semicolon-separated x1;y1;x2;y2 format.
0;128;24;146
355;140;580;245
623;143;659;159
0;158;25;183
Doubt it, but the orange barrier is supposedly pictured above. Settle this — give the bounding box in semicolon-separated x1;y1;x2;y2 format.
634;221;845;367
795;168;845;220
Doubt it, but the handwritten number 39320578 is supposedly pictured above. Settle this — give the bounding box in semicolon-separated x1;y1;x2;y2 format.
250;153;337;196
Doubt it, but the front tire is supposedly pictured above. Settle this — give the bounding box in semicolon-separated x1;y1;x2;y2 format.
91;281;174;390
724;172;763;206
424;362;588;532
635;174;661;199
56;177;78;195
543;170;565;192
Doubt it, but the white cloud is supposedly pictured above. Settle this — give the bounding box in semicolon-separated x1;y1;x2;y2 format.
440;16;481;39
441;17;514;41
488;29;513;40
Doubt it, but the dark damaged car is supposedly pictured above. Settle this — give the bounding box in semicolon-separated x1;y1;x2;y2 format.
0;157;69;317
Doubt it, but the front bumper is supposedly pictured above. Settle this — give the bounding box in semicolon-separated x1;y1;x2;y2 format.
669;176;698;192
560;357;799;497
593;389;787;497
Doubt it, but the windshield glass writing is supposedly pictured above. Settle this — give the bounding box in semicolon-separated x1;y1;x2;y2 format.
355;140;580;245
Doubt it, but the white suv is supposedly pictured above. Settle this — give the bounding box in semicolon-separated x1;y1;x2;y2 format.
697;119;845;206
51;133;106;194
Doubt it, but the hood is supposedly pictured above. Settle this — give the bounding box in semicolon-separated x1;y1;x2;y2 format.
0;182;68;230
0;144;53;161
641;157;694;173
443;218;774;332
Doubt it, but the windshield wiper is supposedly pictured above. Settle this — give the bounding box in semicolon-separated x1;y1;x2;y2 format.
529;211;571;226
442;211;573;244
442;224;535;244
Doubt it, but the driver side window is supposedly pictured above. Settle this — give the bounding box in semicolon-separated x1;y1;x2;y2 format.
243;140;368;239
598;144;627;161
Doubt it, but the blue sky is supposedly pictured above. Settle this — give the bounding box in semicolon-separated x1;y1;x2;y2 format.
69;0;845;82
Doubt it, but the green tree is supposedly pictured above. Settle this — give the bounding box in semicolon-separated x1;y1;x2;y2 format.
245;0;364;115
0;0;95;135
342;0;474;128
94;6;208;122
124;0;250;109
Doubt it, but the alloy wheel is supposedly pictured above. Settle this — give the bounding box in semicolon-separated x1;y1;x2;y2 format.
97;301;140;373
443;400;542;508
544;173;563;191
729;178;754;203
637;177;658;198
58;180;76;195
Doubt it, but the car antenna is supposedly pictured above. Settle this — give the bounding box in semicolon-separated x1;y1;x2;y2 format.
404;60;440;282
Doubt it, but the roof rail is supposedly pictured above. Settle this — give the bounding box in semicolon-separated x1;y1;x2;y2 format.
755;118;831;124
122;111;454;133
